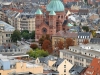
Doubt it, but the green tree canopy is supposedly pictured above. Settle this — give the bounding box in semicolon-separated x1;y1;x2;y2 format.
21;30;29;35
30;31;35;39
82;26;89;32
11;30;21;43
22;32;30;40
27;48;49;58
21;30;35;40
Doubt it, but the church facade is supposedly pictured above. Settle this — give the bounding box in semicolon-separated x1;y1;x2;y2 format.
35;0;68;41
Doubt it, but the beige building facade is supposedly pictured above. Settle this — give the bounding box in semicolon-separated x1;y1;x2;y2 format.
17;15;35;31
0;10;35;32
0;62;43;75
0;21;15;45
60;44;100;67
35;55;73;75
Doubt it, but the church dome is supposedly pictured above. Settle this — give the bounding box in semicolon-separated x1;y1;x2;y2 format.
46;0;64;12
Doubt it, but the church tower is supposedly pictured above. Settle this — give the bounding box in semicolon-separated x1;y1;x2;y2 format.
35;9;43;41
35;0;66;41
49;10;56;35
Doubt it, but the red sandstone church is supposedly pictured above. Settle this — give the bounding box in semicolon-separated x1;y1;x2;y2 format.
35;0;69;41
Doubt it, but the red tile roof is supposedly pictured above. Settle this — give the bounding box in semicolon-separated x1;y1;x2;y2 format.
83;58;100;75
10;8;23;13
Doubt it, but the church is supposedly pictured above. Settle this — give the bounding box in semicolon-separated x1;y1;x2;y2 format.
35;0;68;41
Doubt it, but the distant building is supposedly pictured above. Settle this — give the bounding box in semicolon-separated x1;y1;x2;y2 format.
69;65;85;75
17;13;35;31
90;38;100;44
52;31;78;49
60;43;100;67
35;0;68;41
0;21;15;45
0;54;43;75
78;32;92;44
35;55;73;75
82;58;100;75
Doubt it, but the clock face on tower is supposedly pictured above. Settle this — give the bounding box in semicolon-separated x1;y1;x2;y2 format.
42;28;47;33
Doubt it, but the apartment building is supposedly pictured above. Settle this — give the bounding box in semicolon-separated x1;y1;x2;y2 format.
6;10;36;31
82;58;100;75
0;21;15;45
35;55;73;75
60;43;100;67
0;55;43;75
17;13;35;31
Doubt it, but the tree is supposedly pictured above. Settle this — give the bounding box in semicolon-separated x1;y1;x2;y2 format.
82;26;89;32
27;48;49;58
30;31;35;39
90;30;96;37
66;38;74;49
45;34;51;41
11;30;21;43
39;36;45;46
42;39;52;53
83;39;89;44
74;23;76;26
21;30;30;40
39;34;51;46
56;40;64;49
21;30;29;35
22;32;30;40
30;44;38;50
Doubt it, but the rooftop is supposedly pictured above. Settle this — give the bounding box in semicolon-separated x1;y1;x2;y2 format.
60;50;93;60
46;0;64;12
0;21;15;31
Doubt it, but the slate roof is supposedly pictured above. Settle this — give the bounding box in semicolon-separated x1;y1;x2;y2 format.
38;55;57;65
90;38;100;44
69;26;81;32
0;21;15;31
78;32;91;37
0;44;20;52
52;58;64;67
69;65;85;75
78;9;89;15
63;20;68;25
38;55;64;67
1;53;28;56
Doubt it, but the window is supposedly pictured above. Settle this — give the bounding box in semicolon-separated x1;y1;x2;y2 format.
58;16;60;18
64;65;66;68
64;69;66;72
61;16;63;18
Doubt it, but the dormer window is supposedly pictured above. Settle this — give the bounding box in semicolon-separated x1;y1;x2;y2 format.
78;36;79;38
83;36;84;38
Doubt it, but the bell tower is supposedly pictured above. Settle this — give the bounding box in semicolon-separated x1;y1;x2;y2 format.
35;9;43;41
49;10;56;35
35;9;43;26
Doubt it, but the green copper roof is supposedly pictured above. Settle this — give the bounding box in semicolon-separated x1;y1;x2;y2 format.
46;0;64;12
67;23;73;27
35;9;43;15
49;10;56;15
